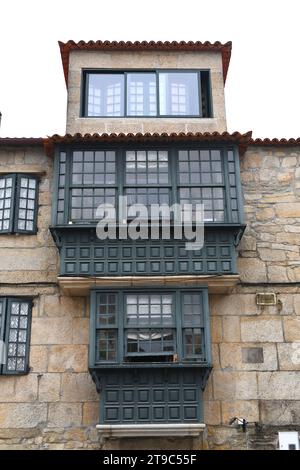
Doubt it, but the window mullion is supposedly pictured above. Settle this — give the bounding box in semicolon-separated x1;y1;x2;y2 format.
222;148;233;223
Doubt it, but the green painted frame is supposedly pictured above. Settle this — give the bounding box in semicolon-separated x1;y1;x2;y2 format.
0;174;39;235
52;143;244;227
0;297;33;376
89;286;212;370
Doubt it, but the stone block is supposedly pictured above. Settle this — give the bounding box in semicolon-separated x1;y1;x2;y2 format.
260;400;300;424
257;372;300;399
210;294;259;316
283;317;300;341
221;400;259;424
203;401;221;425
255;208;275;221
222;316;241;342
29;346;48;372
220;343;278;371
210;316;222;343
258;249;285;262
267;266;289;282
72;318;89;344
241;317;283;342
275;203;300;218
0;377;15;402
38;374;61;402
48;403;82;427
213;371;258;400
14;374;38;402
277;343;300;370
48;345;88;373
31;317;72;345
61;373;98;402
237;258;267;282
0;404;47;428
83;402;99;426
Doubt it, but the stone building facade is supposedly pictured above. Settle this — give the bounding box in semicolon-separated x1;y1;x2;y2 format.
0;41;299;450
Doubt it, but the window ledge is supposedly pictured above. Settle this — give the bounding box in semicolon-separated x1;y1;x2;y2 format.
58;274;240;296
96;423;206;438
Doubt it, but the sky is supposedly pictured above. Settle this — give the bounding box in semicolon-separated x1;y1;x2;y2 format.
0;0;300;139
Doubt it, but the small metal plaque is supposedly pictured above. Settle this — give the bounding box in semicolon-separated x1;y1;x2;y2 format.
256;293;277;306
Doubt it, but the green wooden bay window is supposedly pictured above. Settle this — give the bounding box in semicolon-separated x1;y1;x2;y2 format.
54;146;243;226
89;288;211;368
0;174;39;234
82;70;212;118
0;298;33;375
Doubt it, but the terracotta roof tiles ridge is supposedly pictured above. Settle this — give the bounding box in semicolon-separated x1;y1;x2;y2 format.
58;40;232;86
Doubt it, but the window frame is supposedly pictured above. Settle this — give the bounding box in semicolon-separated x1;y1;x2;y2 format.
53;144;244;226
81;69;212;119
0;297;33;376
0;173;39;235
89;287;211;369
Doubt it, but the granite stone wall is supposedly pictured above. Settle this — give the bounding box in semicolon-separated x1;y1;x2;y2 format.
0;144;299;449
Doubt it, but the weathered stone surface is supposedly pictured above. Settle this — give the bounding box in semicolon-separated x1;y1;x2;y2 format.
283;317;300;341
260;400;300;424
38;374;61;402
221;400;259;424
210;294;259;316
29;346;48;372
257;372;300;399
275;203;300;218
0;404;47;428
242;347;264;364
213;371;258;400
0;377;15;402
222;316;241;342
210;316;222;343
82;402;99;426
31;317;73;345
241;317;283;342
14;375;38;402
72;318;89;344
277;343;300;370
203;401;221;425
237;258;267;282
48;345;88;373
220;343;278;371
48;403;82;427
61;373;98;402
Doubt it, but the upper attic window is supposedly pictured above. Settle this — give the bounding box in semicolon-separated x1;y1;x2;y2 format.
82;70;212;118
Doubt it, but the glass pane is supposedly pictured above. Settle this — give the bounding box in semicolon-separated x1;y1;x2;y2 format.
125;294;174;326
183;293;203;326
0;176;13;232
97;293;117;325
6;300;31;372
16;176;37;232
126;329;175;354
159;72;199;116
87;74;124;117
127;73;157;116
96;330;117;361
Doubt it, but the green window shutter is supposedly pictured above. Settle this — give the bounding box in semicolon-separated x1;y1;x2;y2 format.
0;174;17;234
14;175;39;234
2;298;32;375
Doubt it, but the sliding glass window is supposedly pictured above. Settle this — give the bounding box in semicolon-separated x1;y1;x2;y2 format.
84;70;209;117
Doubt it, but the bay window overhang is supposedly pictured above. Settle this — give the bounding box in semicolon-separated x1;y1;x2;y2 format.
47;132;250;428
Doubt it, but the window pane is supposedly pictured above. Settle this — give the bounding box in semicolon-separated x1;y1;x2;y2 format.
5;300;31;372
178;149;223;185
159;73;199;116
126;329;174;354
125;150;169;185
179;187;225;222
96;330;117;361
87;74;124;117
16;176;37;232
97;293;117;325
182;293;203;326
72;150;116;186
125;294;174;326
70;188;116;221
127;73;157;116
0;176;13;232
183;328;204;358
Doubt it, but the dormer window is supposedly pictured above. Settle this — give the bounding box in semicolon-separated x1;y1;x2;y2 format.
82;70;212;118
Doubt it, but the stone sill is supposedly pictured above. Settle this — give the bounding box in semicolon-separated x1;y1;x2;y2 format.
96;423;206;438
58;274;240;296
